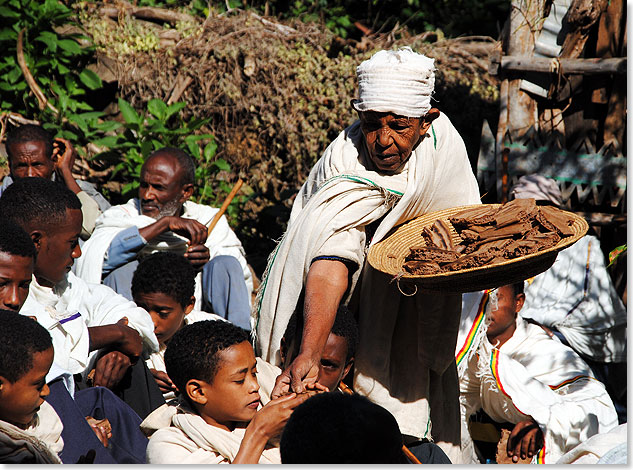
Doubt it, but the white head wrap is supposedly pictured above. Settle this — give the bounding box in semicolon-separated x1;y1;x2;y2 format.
352;47;435;118
510;174;564;207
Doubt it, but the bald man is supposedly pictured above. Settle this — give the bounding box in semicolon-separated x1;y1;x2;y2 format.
75;147;253;330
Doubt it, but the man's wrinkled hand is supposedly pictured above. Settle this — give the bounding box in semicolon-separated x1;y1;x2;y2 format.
150;368;178;394
165;217;208;246
52;138;76;175
93;351;132;389
184;244;210;270
507;418;544;462
271;353;319;399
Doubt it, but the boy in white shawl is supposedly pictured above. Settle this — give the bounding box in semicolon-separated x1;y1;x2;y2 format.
145;320;323;464
254;47;481;462
457;284;618;463
132;252;226;400
0;310;64;464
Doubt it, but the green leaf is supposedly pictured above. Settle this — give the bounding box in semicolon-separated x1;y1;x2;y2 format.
165;101;186;119
213;158;230;171
79;69;102;90
118;99;142;125
92;136;120;148
57;39;82;55
0;6;20;18
147;98;167;120
203;141;218;162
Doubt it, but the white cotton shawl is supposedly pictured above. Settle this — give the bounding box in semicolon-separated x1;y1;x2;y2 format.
254;112;481;444
75;199;253;309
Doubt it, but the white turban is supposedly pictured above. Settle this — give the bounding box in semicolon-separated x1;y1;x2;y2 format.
510;174;564;207
352;47;435;118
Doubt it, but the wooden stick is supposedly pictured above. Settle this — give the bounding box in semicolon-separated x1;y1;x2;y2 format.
17;29;59;115
338;382;422;464
207;179;243;235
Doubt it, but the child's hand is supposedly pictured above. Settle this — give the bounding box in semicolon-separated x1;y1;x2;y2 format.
85;416;112;447
150;368;178;394
248;392;313;440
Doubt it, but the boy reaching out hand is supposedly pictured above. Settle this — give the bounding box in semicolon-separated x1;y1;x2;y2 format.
145;320;325;464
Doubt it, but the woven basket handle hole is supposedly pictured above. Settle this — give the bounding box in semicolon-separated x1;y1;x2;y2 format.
396;278;418;297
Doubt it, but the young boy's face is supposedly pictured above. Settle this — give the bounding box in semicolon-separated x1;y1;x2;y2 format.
134;292;194;345
0;346;53;427
317;333;351;392
191;340;261;431
34;208;82;287
0;252;34;311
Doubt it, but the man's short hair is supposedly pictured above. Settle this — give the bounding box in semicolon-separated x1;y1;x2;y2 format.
511;281;525;297
280;393;407;464
0;177;81;231
132;252;196;308
0;219;36;259
0;309;52;383
5;124;54;161
284;305;358;362
164;320;250;400
148;147;195;186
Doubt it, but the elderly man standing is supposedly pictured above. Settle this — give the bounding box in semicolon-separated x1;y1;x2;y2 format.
2;124;111;239
75;147;253;330
254;47;480;462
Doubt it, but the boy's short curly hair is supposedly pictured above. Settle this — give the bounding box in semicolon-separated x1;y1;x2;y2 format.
131;252;196;308
0;219;36;259
164;320;250;399
0;309;52;383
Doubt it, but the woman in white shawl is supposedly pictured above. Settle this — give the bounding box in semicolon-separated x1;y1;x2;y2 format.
253;47;481;462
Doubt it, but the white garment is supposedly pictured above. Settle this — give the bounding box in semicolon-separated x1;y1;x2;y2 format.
74;198;253;310
143;358;282;464
556;423;627;464
20;272;158;376
254;112;480;453
145;310;226;400
458;315;619;463
0;401;64;464
520;234;627;363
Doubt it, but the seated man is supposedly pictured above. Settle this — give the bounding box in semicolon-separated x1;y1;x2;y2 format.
0;217;151;463
0;310;63;464
510;174;627;422
1;124;110;239
144;320;319;464
75;147;253;330
279;305;358;393
132;252;225;400
457;283;619;464
0;177;163;420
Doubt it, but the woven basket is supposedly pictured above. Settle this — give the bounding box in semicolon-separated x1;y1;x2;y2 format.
367;204;589;293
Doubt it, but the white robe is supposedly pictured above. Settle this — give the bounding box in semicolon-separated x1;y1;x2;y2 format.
253;113;481;460
144;310;226;400
520;235;627;363
74;199;253;310
20;272;158;377
458;309;619;463
0;401;63;464
143;358;282;464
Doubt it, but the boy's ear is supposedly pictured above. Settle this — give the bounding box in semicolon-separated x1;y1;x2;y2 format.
342;357;354;383
184;297;195;316
516;293;526;313
186;379;207;405
29;230;44;253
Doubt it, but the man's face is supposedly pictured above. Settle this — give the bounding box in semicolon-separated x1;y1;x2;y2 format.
192;341;261;430
317;333;351;392
0;346;53;427
34;208;82;287
8;140;55;180
0;252;34;311
138;154;190;219
485;285;524;342
133;291;193;345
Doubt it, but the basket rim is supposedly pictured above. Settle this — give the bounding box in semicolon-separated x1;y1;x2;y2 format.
368;203;589;280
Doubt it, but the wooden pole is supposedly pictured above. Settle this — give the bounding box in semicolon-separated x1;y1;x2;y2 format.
207;179;243;235
338;382;423;464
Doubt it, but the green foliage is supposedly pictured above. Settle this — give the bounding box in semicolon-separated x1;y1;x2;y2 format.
0;0;100;123
95;98;230;208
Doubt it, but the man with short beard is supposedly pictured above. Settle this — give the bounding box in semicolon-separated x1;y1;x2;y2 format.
75;148;253;330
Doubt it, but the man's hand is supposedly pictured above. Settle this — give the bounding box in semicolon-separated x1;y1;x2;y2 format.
164;217;208;246
271;352;320;399
85;416;112;447
52;138;76;176
507;418;544;462
115;317;143;358
150;368;178;394
184;244;210;270
93;351;132;389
